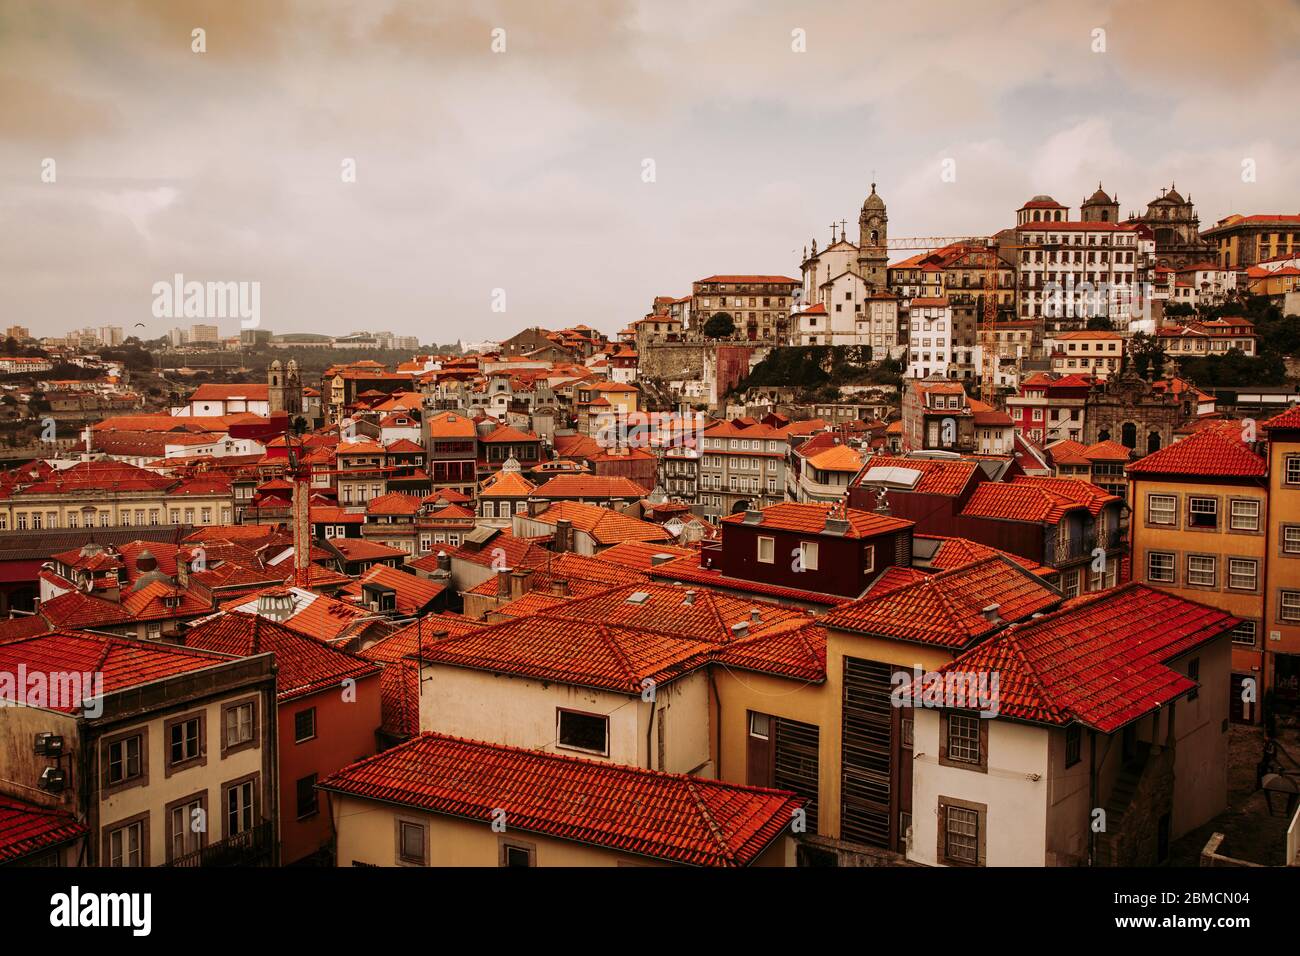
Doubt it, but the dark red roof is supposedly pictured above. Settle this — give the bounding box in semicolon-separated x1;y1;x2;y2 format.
318;733;801;866
905;584;1237;732
184;612;379;701
0;795;87;863
1126;428;1266;478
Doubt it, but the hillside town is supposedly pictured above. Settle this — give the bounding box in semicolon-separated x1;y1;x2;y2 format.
1;178;1298;876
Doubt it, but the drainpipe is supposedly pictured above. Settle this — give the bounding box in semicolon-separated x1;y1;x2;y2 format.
1087;729;1097;867
644;692;658;771
708;667;722;778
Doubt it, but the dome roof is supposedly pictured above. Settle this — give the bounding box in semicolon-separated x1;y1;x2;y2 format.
132;569;175;592
1083;184;1114;205
862;183;885;211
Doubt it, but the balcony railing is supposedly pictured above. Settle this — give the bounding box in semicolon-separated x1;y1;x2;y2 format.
166;821;274;867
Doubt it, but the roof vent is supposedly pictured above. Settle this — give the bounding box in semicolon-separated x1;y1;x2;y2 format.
650;553;676;567
824;517;850;536
742;508;764;525
982;603;1002;624
730;621;749;638
682;590;696;606
750;608;762;623
626;591;651;604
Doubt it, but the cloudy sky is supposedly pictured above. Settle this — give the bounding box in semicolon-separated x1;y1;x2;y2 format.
2;0;1297;343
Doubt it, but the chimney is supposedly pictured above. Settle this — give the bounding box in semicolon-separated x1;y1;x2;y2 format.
730;620;749;638
982;603;1002;624
436;550;451;573
750;607;762;624
682;589;696;606
510;568;534;600
554;518;572;554
550;578;569;597
527;497;548;517
496;567;511;596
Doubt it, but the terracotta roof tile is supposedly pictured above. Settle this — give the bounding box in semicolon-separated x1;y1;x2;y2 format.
318;732;800;866
184;612;379;701
0;795;87;863
721;501;912;539
821;556;1060;648
1126;427;1266;478
906;584;1237;732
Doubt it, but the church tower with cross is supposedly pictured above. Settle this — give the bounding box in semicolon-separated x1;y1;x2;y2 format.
856;182;889;289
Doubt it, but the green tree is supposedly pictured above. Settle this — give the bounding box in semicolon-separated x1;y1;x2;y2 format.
702;312;735;339
1086;315;1114;331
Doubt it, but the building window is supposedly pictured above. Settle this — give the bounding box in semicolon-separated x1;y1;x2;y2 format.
167;794;206;862
757;536;774;564
556;709;609;756
167;715;203;769
294;707;317;743
945;713;983;765
799;541;819;571
296;774;319;819
749;712;770;740
1187;555;1217;587
222;700;256;755
1065;724;1082;768
1282;526;1300;554
1230;499;1260;531
1228;558;1258;591
398;821;426;865
225;778;256;838
1231;621;1257;646
943;804;980;865
106;734;143;787
1147;552;1175;583
1286;455;1300;485
107;819;146;867
499;841;536;867
1188;496;1218;529
1281;591;1300;622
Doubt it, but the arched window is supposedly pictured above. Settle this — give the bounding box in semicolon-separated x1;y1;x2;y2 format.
1122;422;1137;449
1098;428;1111;442
1147;431;1162;454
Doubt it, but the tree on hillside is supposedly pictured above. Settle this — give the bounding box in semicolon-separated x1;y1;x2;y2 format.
702;312;735;339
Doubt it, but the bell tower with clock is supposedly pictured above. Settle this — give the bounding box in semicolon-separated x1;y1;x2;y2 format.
857;182;889;290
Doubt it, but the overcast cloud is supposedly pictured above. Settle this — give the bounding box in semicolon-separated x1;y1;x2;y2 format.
1;0;1297;342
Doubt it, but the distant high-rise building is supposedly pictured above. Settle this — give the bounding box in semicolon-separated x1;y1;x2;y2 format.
99;326;125;347
190;324;220;344
5;326;30;342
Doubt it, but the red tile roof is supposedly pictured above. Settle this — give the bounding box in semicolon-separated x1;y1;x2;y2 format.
532;501;672;545
184;612;379;701
0;630;232;712
478;470;536;498
597;541;695;571
120;580;213;621
1262;404;1300;432
1125;427;1266;478
722;501;912;539
318;733;801;866
340;565;445;616
820;556;1060;648
37;590;134;629
855;455;979;496
532;475;650;499
365;492;423;515
906;584;1237;732
960;477;1117;524
0;795;87;864
329;538;407;562
420;613;714;693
